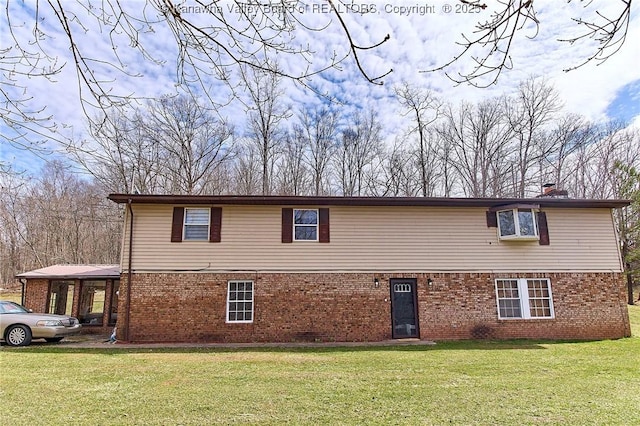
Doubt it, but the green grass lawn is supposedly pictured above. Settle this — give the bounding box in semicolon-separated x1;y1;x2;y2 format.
1;306;639;425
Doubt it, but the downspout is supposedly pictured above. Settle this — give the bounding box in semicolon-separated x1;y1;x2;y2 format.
19;278;27;306
125;199;134;341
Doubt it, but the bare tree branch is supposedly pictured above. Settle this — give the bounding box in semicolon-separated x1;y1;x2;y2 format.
2;0;390;150
425;0;633;87
560;0;632;71
425;0;538;88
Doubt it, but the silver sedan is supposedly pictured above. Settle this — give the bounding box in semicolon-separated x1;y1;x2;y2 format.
0;300;82;346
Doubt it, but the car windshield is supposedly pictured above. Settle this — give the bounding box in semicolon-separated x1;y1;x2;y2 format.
0;301;29;314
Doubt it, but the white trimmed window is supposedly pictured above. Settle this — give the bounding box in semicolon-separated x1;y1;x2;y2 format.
293;209;318;241
226;281;254;323
495;278;554;319
183;208;210;240
497;208;538;240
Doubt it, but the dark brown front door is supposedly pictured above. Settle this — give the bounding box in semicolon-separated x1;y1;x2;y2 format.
390;279;419;338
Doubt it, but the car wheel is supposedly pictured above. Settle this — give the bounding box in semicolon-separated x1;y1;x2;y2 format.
45;337;64;343
5;325;32;346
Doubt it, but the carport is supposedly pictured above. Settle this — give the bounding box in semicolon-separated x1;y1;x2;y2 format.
15;265;120;334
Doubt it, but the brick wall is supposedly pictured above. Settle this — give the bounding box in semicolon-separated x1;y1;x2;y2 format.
116;271;631;343
24;279;49;312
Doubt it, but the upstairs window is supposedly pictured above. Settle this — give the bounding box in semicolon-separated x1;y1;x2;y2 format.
282;208;329;243
497;208;538;240
294;209;318;241
171;207;222;243
184;208;210;240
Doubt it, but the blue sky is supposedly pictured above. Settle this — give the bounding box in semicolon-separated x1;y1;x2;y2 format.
1;1;639;173
606;80;640;125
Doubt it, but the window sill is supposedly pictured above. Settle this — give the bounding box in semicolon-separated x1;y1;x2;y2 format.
499;236;540;242
497;317;555;321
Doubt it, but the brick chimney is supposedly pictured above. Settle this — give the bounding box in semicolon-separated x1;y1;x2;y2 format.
543;183;556;195
537;183;569;198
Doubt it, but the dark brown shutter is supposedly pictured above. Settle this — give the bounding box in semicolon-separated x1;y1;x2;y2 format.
171;207;184;242
282;208;293;243
210;207;222;243
537;211;550;245
486;211;498;228
319;208;330;243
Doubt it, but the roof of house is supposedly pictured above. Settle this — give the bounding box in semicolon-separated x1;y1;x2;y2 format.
107;194;630;209
15;264;120;280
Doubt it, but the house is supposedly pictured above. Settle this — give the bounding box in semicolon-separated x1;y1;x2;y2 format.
102;194;632;343
16;264;120;334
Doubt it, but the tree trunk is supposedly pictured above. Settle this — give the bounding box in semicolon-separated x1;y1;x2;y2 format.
627;265;635;305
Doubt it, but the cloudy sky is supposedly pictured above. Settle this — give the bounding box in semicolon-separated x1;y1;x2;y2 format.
1;0;639;173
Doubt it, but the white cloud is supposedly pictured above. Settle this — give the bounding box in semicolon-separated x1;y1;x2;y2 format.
2;0;639;172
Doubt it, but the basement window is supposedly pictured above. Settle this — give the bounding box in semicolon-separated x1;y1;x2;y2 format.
495;278;554;319
226;281;254;323
497;208;538;240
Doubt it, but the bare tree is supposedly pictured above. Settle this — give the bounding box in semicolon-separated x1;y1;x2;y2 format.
613;159;640;304
143;96;235;195
242;64;291;195
71;95;234;194
295;107;340;196
377;140;419;196
0;160;121;284
435;127;457;197
334;109;383;196
72;111;164;194
438;98;513;197
277;132;310;195
232;145;262;195
567;122;631;198
539;114;597;190
504;77;561;197
394;83;442;197
0;168;30;284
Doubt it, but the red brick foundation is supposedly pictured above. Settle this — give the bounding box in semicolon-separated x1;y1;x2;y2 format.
116;271;631;343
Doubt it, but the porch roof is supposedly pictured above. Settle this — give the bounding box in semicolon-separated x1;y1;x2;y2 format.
15;264;120;280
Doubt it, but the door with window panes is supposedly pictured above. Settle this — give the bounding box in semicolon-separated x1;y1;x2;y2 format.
390;278;419;338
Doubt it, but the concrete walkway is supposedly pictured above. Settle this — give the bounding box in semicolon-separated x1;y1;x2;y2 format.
43;334;437;349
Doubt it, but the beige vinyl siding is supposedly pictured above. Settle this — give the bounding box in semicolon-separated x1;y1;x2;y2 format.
121;204;623;273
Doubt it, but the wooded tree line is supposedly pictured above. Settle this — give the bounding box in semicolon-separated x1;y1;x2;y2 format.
0;161;121;286
2;77;639;301
70;76;640;200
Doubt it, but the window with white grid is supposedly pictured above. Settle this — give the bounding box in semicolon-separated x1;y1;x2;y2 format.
226;281;254;323
495;278;554;319
527;279;553;318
